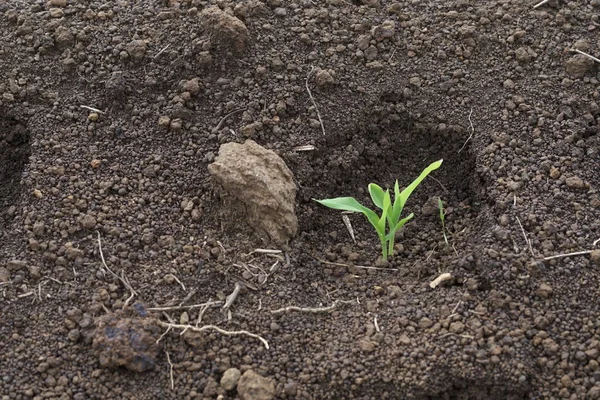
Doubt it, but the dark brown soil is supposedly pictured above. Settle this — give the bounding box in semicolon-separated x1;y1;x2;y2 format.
1;1;600;399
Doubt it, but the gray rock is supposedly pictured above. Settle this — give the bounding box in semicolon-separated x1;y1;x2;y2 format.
565;175;585;189
54;26;74;47
0;267;9;283
590;250;600;266
32;221;45;236
237;370;275;400
315;69;335;87
126;40;147;61
566;54;595;78
81;214;96;229
6;260;27;272
200;7;248;54
220;367;241;391
208;140;297;245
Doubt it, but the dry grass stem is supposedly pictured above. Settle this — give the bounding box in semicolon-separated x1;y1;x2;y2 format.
213;108;246;132
196;299;212;327
96;231;138;307
165;351;174;390
157;325;172;344
270;299;356;315
147;300;222;312
458;108;474;154
314;257;399;271
248;248;282;255
533;0;549;9
80;105;105;114
166;274;186;291
305;67;326;136
516;216;535;256
542;250;592;261
570;49;600;64
158;320;269;349
153;43;171;59
222;282;242;312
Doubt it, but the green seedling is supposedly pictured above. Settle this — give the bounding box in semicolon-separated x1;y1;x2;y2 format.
438;197;449;246
314;159;443;261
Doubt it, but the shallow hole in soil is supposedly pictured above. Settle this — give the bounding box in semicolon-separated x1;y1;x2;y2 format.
293;105;484;259
0;114;31;222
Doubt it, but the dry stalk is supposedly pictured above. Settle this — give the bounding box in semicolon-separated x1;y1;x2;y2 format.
458;108;474;154
270;299;356;315
96;231;137;307
222;282;242;312
80;105;105;114
165;351;174;390
157;320;269;349
542;250;592;261
213;108;246;132
305;67;326;136
516;216;535;256
570;49;600;64
154;43;171;59
429;272;452;289
147;300;222;312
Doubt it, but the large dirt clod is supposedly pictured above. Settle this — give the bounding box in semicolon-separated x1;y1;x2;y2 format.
208;140;297;245
200;6;248;54
92;312;161;373
237;370;276;400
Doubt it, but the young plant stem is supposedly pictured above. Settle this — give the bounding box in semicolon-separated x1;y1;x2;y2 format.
388;235;395;258
380;235;388;261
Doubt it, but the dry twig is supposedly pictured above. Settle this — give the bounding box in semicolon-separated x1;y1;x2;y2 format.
165;274;186;291
157;321;269;349
80;105;106;114
541;250;592;261
516;216;535;257
305;67;326;136
96;231;137;307
570;48;600;64
314;256;399;271
213;108;246;132
533;0;549;9
154;43;171;59
458;108;474;154
165;351;174;390
196;299;213;327
429;272;452;289
270;299;356;315
157;325;172;344
222;282;242;312
147;300;222;312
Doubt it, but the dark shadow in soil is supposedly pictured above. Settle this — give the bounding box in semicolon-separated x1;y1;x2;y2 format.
292;95;485;242
326;378;531;400
0;114;30;229
418;380;531;400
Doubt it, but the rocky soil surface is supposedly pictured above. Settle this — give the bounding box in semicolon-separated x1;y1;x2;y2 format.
1;0;600;399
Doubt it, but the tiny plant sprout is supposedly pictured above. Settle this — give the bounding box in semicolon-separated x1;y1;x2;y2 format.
438;198;449;246
314;159;443;261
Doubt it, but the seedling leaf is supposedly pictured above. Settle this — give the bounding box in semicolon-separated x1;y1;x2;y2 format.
314;197;380;228
368;183;386;210
398;159;443;209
